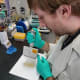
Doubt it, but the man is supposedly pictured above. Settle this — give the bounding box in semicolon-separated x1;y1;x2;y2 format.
27;0;80;80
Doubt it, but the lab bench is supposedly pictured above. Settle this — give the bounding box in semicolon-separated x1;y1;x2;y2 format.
0;39;28;80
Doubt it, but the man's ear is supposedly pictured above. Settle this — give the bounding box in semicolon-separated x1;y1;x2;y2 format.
56;5;71;19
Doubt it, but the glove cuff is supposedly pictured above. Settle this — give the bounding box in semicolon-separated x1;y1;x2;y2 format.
39;40;45;49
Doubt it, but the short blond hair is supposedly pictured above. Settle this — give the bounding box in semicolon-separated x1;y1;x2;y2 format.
27;0;80;16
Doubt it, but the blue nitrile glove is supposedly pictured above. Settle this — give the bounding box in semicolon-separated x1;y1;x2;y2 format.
37;55;53;80
27;28;45;48
6;45;17;54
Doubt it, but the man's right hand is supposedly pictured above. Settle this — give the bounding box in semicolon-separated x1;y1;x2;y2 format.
26;28;45;49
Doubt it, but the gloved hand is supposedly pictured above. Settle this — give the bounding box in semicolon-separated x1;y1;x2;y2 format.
27;28;45;48
6;45;17;54
37;55;53;80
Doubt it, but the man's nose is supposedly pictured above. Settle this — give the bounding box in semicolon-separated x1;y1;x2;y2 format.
39;21;46;27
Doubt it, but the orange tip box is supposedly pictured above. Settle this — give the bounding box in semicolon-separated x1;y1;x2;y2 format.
13;32;26;41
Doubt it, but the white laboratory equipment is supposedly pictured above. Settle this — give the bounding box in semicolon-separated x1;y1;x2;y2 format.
0;31;17;54
0;31;12;49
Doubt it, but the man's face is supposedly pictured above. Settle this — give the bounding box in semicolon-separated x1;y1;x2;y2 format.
34;7;70;36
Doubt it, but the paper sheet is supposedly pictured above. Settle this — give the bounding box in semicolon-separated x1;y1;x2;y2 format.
9;55;39;80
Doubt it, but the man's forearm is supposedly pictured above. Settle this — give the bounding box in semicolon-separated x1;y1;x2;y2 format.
41;42;49;53
47;77;55;80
